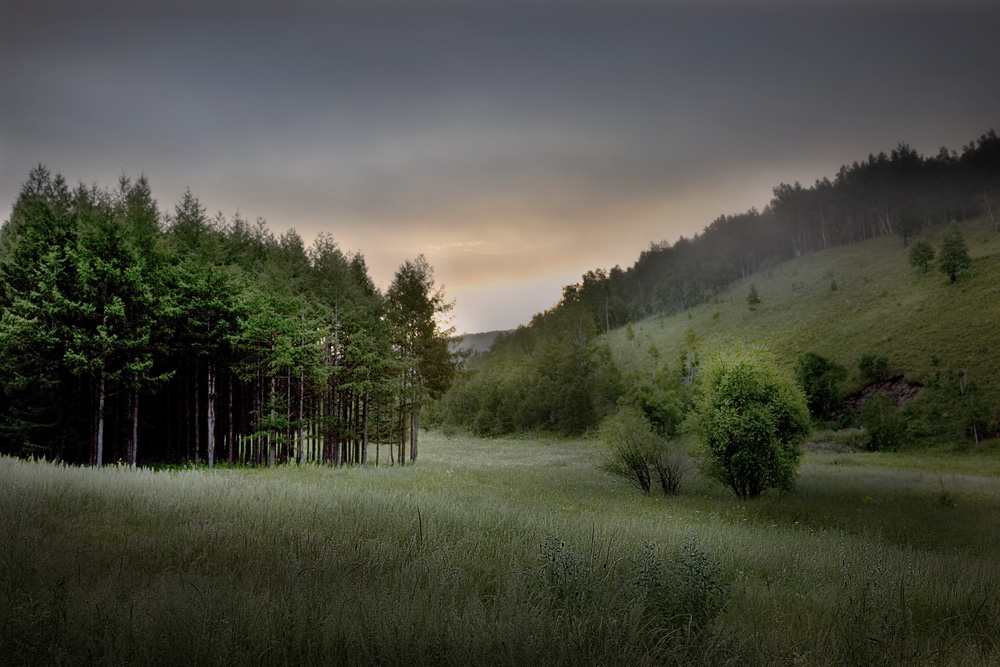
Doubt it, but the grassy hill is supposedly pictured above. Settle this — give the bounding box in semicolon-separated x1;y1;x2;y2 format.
606;217;1000;447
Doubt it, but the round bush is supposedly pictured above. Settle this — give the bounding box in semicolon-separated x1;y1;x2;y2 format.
693;347;811;499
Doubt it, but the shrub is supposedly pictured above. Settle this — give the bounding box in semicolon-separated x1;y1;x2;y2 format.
692;346;810;500
599;406;689;495
908;240;935;272
796;352;847;420
938;223;972;283
860;393;907;451
651;443;690;496
537;535;596;611
537;534;730;633
836;532;920;664
858;352;890;383
747;283;761;311
598;406;658;494
622;374;690;438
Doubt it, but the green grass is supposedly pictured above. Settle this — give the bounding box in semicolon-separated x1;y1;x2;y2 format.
3;430;1000;665
610;218;1000;445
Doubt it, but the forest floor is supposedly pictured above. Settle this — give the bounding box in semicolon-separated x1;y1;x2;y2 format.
3;430;1000;666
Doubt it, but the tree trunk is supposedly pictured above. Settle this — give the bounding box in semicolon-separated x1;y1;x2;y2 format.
331;386;340;466
285;373;292;464
410;411;418;463
127;378;138;466
298;368;306;466
268;374;276;468
184;372;192;462
398;405;405;465
207;361;216;469
228;373;234;465
94;371;105;468
193;360;200;465
361;389;369;465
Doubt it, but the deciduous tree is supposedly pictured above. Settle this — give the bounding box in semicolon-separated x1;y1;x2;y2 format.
938;223;971;283
693;347;810;500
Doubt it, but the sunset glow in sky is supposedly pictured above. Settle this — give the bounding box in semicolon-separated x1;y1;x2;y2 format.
3;0;999;333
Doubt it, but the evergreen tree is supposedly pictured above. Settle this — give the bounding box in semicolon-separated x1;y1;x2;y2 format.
0;167;81;458
387;255;456;462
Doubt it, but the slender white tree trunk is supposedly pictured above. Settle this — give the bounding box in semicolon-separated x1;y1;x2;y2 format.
207;361;216;469
94;370;105;468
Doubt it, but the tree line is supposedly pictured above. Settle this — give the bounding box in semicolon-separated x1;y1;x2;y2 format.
434;129;1000;437
0;167;455;467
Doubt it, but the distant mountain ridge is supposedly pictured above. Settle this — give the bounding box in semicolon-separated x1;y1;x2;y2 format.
450;330;510;356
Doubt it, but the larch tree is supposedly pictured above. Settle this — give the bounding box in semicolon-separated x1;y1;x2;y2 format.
386;255;455;463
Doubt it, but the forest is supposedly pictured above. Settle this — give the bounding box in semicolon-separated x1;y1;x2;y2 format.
434;130;1000;438
0;168;455;467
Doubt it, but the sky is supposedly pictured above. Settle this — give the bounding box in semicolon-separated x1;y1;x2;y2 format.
2;0;999;334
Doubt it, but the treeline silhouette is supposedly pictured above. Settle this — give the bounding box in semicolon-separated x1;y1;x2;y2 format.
0;167;454;466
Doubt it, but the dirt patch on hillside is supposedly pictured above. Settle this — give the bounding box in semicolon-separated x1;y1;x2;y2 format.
842;375;923;413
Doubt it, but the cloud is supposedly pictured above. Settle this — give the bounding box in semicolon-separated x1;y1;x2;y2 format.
3;0;999;331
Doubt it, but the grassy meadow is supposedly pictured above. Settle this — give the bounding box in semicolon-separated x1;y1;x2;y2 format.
4;430;1000;666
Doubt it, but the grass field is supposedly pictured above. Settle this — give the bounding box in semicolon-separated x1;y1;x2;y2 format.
3;430;999;666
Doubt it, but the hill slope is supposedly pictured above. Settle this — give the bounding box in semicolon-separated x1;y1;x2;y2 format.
605;218;1000;446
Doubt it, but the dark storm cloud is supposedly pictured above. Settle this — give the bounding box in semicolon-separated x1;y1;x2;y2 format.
3;0;999;331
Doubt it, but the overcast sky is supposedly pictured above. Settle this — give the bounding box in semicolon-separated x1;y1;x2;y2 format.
2;0;998;333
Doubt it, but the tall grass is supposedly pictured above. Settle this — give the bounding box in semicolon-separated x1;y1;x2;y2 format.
3;431;999;665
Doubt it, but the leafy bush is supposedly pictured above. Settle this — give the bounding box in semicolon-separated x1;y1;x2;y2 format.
747;283;761;311
796;352;847;420
692;346;811;500
622;374;690;438
858;352;891;383
860;393;907;451
907;240;935;272
651;443;690;495
598;406;658;494
599;406;689;495
938;223;972;283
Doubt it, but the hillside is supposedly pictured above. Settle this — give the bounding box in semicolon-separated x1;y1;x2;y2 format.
605;217;1000;446
450;329;510;356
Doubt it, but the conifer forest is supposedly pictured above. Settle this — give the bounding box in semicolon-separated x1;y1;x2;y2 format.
0;167;455;467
